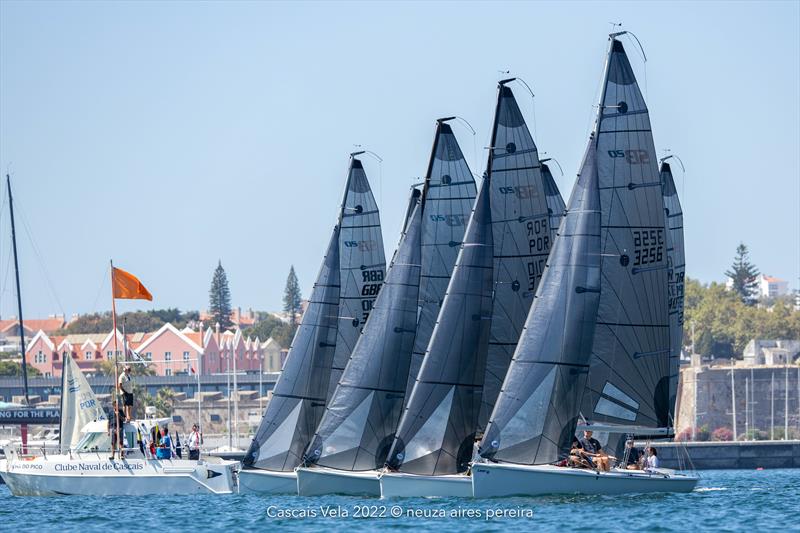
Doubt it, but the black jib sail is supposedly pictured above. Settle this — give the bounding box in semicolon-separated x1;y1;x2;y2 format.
578;36;671;430
387;173;494;475
479;142;602;465
661;160;685;425
328;157;387;399
479;82;564;431
305;191;423;471
243;157;384;471
404;120;477;405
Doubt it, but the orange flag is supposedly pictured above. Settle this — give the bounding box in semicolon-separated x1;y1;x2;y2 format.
112;267;153;301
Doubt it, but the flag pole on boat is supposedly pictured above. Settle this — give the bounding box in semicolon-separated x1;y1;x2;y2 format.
110;262;153;459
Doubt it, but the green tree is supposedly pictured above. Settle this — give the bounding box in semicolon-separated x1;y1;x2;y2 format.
725;243;760;306
0;360;42;377
138;386;176;418
283;265;302;325
208;261;233;330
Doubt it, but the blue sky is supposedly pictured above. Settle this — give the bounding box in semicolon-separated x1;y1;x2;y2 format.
0;1;798;318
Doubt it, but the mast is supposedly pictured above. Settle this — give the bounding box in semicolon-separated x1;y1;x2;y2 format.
7;175;29;405
110;261;122;459
731;367;737;441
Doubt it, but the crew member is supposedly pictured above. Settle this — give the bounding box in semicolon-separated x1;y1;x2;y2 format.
118;364;134;420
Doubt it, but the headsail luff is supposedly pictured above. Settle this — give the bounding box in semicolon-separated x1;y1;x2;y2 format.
388;173;494;475
60;353;106;453
479;141;602;465
242;226;341;470
404;120;477;406
328;158;387;399
579;37;671;429
661;161;685;425
478;83;563;431
305;192;423;471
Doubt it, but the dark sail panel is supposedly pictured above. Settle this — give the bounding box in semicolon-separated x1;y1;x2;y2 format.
661;161;685;425
388;174;494;475
329;157;387;398
580;37;671;428
479;84;563;431
405;121;476;404
541;162;566;243
479;145;602;465
243;227;341;470
306;195;423;471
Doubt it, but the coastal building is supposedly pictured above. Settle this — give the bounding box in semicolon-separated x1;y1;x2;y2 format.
743;340;800;366
24;324;283;378
758;275;789;299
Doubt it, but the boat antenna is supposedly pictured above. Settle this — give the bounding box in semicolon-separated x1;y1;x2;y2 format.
660;151;687;198
7;174;29;405
540;156;565;176
351;147;383;211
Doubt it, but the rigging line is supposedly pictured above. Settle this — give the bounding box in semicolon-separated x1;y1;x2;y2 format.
15;200;67;317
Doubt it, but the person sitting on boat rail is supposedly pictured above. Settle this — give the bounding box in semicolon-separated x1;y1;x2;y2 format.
187;423;203;461
568;437;589;468
118;365;134;421
156;427;172;460
579;430;610;471
107;398;126;461
625;439;642;470
645;447;659;470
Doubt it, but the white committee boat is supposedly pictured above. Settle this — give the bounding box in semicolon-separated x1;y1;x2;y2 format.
0;352;237;496
0;418;237;496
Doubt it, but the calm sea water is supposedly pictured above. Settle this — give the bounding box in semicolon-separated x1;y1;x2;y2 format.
1;469;797;532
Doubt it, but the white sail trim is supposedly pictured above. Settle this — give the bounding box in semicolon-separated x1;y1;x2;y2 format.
61;353;106;453
398;386;454;464
255;401;302;461
496;366;556;450
601;381;639;410
321;391;373;458
594;397;637;421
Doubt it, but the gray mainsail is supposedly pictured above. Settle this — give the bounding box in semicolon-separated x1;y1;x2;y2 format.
661;160;685;425
479;82;563;431
404;120;476;404
243;156;384;471
243;227;340;470
479;142;602;465
328;157;387;399
387;174;494;475
579;36;671;429
305;192;422;471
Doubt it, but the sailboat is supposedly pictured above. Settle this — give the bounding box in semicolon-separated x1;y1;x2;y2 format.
1;266;239;496
380;81;565;498
238;155;386;494
472;33;698;497
297;119;477;496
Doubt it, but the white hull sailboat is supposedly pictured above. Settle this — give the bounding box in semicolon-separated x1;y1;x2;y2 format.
472;463;697;497
237;468;297;494
380;472;471;498
296;466;380;497
0;448;236;496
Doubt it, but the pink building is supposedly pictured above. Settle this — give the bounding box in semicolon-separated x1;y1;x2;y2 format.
25;324;275;378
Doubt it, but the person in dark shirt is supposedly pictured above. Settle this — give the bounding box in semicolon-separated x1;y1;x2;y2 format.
107;399;126;460
579;430;609;471
625;439;641;470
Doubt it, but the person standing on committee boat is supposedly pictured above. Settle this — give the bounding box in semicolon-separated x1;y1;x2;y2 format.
118;364;134;420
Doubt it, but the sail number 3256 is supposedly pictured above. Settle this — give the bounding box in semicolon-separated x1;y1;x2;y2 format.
632;229;664;266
